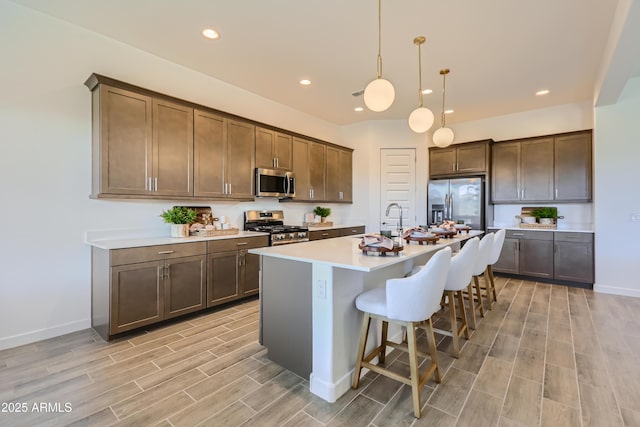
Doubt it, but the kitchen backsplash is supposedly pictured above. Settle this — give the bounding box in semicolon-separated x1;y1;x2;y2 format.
493;203;593;230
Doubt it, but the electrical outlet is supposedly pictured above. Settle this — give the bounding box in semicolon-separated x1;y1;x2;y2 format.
316;280;327;299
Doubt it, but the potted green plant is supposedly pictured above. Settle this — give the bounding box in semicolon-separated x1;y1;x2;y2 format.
531;207;557;225
160;206;197;237
313;206;331;223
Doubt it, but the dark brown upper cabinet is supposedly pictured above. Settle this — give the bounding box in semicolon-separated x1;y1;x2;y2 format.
256;127;293;170
429;140;491;178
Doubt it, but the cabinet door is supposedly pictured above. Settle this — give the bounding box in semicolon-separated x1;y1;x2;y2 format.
429;148;456;176
309;142;326;200
111;261;163;334
240;251;261;297
520;138;554;201
207;251;239;306
164;255;206;319
554;241;593;283
292;137;311;200
492;238;519;274
226;119;255;199
338;149;353;202
194;110;225;197
255;127;277;169
152;99;194;196
274;133;293;170
99;85;153;195
519;239;554;278
491;142;520;202
554;133;592;201
325;146;340;202
456;144;487;174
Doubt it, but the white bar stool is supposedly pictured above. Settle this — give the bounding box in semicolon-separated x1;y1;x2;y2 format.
485;228;506;304
434;237;479;358
352;247;452;418
466;233;494;326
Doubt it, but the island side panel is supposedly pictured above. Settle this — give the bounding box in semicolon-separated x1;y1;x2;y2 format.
260;256;313;378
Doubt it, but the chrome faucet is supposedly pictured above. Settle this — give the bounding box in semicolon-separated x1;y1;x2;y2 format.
385;203;403;231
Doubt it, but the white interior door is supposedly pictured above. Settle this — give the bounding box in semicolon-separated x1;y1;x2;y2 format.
380;148;416;232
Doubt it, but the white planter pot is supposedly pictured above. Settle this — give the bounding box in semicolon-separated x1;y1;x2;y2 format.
539;218;554;225
170;224;190;237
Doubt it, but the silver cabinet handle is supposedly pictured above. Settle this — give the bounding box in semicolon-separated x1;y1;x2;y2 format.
157;250;175;254
555;188;559;199
276;158;279;168
321;233;329;236
456;162;459;171
513;233;524;236
228;183;231;194
452;163;456;171
147;177;151;191
236;242;248;246
154;177;158;192
273;158;277;168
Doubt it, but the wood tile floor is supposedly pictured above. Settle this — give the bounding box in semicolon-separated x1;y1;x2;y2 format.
1;277;639;426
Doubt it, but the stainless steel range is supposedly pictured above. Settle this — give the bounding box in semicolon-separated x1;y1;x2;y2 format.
244;210;309;246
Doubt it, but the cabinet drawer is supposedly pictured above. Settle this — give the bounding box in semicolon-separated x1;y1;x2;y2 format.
505;230;553;240
208;236;269;253
111;242;206;266
309;229;341;240
339;226;365;236
554;232;593;243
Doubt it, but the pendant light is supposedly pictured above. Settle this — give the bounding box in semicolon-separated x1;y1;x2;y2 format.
433;69;455;147
408;36;434;133
363;0;395;112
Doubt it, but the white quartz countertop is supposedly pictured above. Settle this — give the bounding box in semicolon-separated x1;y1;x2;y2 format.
87;230;269;250
249;230;483;272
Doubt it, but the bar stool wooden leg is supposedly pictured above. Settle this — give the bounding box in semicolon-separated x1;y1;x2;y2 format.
488;265;498;302
483;270;494;310
446;290;460;358
423;318;442;383
473;275;486;317
379;320;388;364
466;283;478;329
352;313;371;389
406;322;421;418
456;290;470;340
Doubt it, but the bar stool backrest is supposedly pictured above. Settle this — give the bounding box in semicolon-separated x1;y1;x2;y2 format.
472;233;494;276
488;229;506;265
386;247;451;322
445;237;479;292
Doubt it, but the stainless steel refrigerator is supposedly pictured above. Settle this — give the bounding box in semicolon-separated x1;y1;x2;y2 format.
427;177;486;230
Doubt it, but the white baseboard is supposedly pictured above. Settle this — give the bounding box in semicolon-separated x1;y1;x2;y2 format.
593;284;640;298
0;319;91;351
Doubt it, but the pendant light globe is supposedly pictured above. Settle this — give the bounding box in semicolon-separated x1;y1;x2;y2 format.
364;78;395;112
408;107;434;133
433;126;455;147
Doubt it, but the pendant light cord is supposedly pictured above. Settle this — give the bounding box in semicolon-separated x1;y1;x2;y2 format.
441;71;447;127
376;0;382;79
417;42;423;107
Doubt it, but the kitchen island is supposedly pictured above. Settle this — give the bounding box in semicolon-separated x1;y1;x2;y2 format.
249;230;483;402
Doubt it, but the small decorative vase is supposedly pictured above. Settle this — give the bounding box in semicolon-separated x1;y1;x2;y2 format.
320;217;327;223
539;218;553;225
171;224;189;237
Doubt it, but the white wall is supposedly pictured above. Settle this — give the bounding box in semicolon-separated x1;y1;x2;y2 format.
594;76;640;297
0;1;350;349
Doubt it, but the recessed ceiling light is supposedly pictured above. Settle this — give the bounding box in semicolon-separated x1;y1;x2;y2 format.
536;89;550;96
299;79;311;86
445;109;454;114
422;89;433;95
354;107;364;112
202;28;220;40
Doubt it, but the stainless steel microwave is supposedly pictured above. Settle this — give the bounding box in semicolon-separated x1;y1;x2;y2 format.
255;168;295;198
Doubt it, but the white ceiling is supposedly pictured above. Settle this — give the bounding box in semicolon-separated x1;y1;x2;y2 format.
10;0;623;126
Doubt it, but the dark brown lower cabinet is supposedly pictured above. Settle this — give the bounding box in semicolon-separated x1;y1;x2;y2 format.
92;236;267;341
207;236;269;307
490;229;593;285
554;232;594;283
